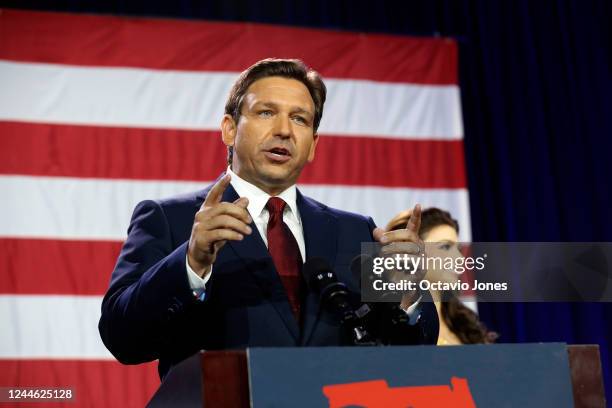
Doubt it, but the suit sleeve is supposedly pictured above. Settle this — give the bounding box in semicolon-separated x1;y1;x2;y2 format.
98;200;207;364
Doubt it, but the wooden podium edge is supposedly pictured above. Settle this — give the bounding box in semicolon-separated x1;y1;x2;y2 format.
201;350;249;408
567;344;606;408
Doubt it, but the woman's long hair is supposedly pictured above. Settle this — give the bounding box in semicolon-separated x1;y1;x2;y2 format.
440;293;498;344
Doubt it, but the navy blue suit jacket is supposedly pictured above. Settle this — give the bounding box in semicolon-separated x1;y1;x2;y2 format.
99;180;438;378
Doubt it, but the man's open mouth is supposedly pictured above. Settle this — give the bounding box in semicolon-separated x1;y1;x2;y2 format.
266;147;291;157
263;147;292;163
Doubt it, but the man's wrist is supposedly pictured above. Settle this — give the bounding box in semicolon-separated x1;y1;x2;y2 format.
187;255;211;278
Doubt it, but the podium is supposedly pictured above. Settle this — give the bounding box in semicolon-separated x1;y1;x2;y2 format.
147;344;605;408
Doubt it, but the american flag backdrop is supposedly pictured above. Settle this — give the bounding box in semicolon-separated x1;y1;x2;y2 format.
0;9;470;407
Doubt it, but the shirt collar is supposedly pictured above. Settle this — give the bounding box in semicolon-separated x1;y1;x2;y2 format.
226;167;301;224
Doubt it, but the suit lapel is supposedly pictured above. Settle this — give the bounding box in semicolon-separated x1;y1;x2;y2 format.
297;190;338;345
211;180;301;341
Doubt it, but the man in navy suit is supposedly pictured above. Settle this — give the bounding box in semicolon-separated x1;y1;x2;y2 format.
99;58;438;379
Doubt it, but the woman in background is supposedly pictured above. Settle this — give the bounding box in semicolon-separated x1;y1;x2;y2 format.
387;208;498;345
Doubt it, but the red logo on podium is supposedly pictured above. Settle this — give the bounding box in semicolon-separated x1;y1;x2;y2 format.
323;377;476;408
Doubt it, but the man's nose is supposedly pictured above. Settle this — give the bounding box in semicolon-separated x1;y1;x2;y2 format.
273;114;292;138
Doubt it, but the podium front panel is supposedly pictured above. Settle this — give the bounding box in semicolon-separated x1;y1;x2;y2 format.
247;343;574;407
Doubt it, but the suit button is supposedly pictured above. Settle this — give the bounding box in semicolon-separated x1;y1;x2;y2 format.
166;303;180;321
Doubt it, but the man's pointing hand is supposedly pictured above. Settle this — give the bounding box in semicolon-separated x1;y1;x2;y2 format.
187;174;253;278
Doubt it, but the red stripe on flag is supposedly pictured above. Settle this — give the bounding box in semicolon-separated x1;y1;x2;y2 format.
0;359;159;407
0;238;121;296
0;10;457;85
0;121;467;188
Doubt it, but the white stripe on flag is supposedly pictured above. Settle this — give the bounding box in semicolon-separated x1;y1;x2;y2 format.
0;175;471;241
0;60;462;139
0;295;112;359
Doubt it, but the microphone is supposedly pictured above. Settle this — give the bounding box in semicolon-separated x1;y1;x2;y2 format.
304;257;376;345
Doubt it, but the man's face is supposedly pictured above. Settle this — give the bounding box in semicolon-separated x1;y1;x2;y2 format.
222;76;319;195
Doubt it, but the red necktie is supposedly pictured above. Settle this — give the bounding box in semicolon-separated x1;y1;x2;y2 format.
266;197;303;324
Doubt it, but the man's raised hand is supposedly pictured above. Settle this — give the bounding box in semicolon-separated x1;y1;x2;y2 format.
187;174;253;278
373;204;425;306
375;204;423;253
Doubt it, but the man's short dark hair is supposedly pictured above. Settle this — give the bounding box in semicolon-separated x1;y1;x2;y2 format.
224;58;327;165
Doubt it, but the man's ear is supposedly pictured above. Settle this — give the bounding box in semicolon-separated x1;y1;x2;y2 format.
221;114;237;147
307;133;320;162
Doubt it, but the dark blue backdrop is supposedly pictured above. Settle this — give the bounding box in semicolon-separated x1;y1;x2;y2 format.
5;0;611;400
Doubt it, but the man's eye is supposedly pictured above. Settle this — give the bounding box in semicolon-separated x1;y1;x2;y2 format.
258;110;273;117
439;243;451;251
292;116;308;125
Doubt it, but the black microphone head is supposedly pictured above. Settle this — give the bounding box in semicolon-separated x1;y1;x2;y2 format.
304;257;336;292
304;257;351;303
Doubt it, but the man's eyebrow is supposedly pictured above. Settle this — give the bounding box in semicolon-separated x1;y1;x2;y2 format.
253;101;279;109
253;101;313;115
292;107;314;116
